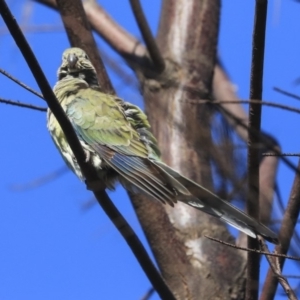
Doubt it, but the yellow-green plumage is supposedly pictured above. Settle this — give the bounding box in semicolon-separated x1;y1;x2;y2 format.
47;47;278;244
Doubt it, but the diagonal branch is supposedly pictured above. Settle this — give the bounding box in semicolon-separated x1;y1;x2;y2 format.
0;1;175;299
34;0;148;63
259;237;298;300
0;97;47;111
274;86;300;102
10;166;68;191
205;236;300;261
261;158;300;300
129;0;165;73
187;98;300;115
0;67;43;98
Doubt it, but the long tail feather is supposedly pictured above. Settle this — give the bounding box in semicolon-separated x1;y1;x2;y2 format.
153;160;278;244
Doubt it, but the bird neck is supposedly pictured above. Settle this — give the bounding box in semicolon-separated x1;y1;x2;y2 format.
82;70;100;88
53;77;88;102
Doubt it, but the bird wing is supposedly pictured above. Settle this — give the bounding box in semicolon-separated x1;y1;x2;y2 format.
66;89;187;205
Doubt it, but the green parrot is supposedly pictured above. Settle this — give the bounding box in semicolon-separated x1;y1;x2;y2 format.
47;47;278;244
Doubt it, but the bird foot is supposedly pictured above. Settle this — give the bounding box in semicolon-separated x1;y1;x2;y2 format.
85;179;106;192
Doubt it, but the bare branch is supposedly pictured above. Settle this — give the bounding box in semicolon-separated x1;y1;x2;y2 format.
9;166;68;191
140;287;155;300
34;0;148;64
274;86;300;102
263;153;300;157
205;236;300;261
219;106;298;175
259;237;298;300
0;24;63;34
187;98;300;115
129;0;165;73
0;67;43;98
0;97;47;112
261;159;300;300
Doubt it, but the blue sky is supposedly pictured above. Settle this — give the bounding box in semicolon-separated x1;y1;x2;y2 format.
0;1;299;299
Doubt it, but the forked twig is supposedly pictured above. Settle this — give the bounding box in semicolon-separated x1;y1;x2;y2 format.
258;237;298;300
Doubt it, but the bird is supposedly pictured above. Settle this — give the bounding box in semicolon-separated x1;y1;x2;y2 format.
47;47;278;244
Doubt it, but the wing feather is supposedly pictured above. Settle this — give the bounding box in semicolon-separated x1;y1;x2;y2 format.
66;89;178;205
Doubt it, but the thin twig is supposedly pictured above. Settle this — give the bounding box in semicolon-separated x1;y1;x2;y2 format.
0;67;43;99
129;0;165;73
9;166;68;191
259;237;298;300
219;106;299;175
0;1;175;299
205;236;300;261
140;287;155;300
0;24;63;34
261;159;300;300
81;197;97;211
263;153;300;157
274;86;300;102
187;99;300;115
0;97;47;111
246;1;268;299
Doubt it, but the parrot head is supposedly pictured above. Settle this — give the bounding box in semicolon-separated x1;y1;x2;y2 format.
57;47;99;87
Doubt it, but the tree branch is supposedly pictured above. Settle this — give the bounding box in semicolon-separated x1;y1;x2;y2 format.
0;97;47;111
34;0;148;64
261;159;300;300
129;0;165;73
10;166;68;191
246;2;268;297
187;98;300;115
274;86;300;102
259;237;298;300
0;67;43;98
205;235;300;261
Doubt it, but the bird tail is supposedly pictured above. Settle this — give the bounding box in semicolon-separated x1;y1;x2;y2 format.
152;160;278;244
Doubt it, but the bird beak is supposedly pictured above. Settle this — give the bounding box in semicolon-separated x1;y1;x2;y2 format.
67;53;78;68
